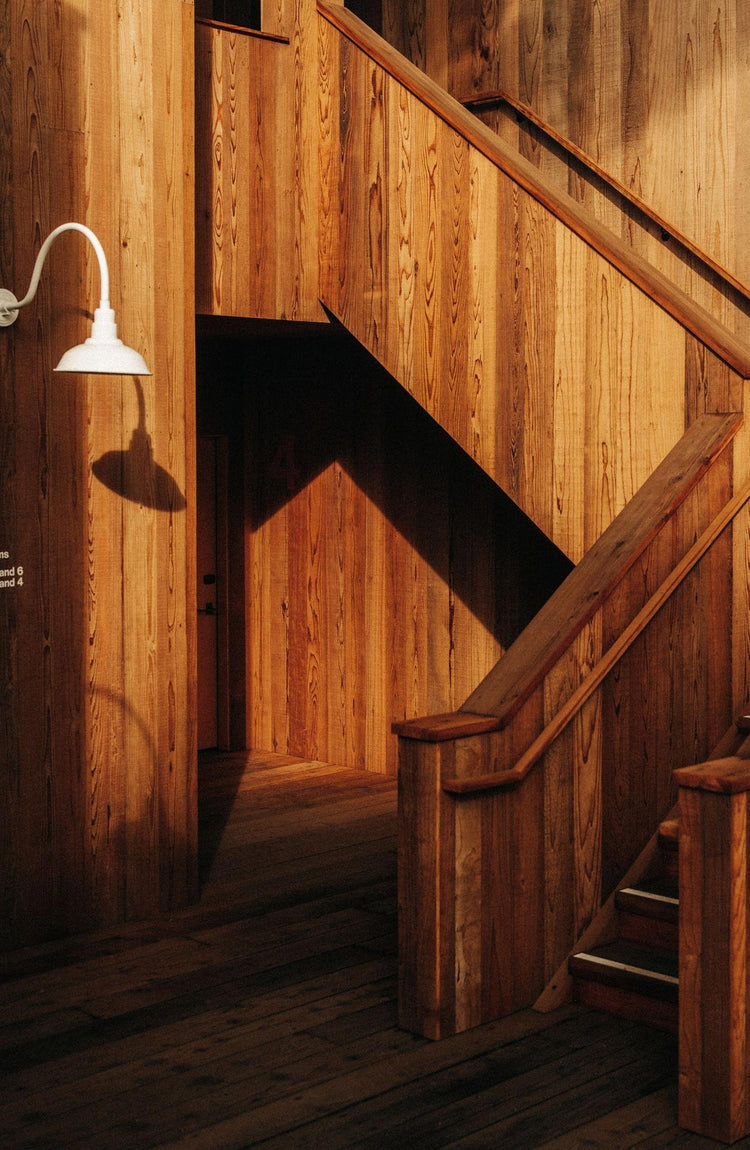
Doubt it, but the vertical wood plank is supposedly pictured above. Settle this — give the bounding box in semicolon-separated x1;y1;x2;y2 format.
678;783;750;1143
397;737;448;1039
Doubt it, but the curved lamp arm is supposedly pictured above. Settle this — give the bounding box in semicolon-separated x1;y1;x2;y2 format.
0;222;150;375
0;223;110;320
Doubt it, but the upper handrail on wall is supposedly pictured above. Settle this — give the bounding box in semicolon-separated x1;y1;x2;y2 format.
460;88;750;310
317;0;750;378
395;412;743;740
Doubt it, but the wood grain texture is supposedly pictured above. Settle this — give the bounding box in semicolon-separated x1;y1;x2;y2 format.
678;785;750;1142
463;414;742;721
231;332;570;775
317;4;749;570
195;14;324;322
398;432;739;1037
0;753;696;1150
382;0;750;348
0;0;195;950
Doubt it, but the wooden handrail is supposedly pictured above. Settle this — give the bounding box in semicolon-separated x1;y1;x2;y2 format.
317;0;750;378
195;17;290;43
443;473;750;796
459;88;750;310
460;413;742;721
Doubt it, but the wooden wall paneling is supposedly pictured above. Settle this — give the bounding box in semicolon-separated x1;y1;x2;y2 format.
452;791;483;1033
599;463;735;894
518;193;557;539
1;0;195;948
154;0;197;908
677;784;706;1136
518;0;569;189
480;769;547;1019
320;17;719;565
540;618;603;975
405;0;750;341
439;125;470;450
446;0;505;103
466;150;498;475
0;0;17;941
731;382;750;716
342;443;368;770
541;662;576;979
447;469;501;705
262;0;288;38
737;2;750;290
397;736;449;1038
572;627;603;936
567;0;623;232
386;73;415;396
194;26;216;313
450;697;547;1019
684;332;745;422
116;0;159;922
196;27;272;316
363;54;388;361
328;458;347;765
492;173;526;508
381;0;426;75
245;371;291;755
551;224;587;559
318;7;340;316
241;331;571;775
488;173;522;509
451;713;549;1028
286;0;321;321
683;340;750;720
362;409;390;772
336;38;369;339
619;0;648;226
411;96;442;427
4;2;93;944
196;6;323;323
423;0;448;90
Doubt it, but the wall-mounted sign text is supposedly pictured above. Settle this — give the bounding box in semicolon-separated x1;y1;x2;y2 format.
0;551;22;589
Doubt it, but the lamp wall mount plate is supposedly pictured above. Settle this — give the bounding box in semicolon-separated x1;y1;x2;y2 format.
0;288;19;327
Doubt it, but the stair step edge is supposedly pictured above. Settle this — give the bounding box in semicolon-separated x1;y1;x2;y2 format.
616;887;679;924
570;950;678;986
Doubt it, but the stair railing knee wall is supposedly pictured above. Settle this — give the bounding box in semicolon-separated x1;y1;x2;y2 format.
395;419;748;1040
317;0;750;380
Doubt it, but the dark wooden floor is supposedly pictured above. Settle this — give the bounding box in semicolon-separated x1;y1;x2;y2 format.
0;752;746;1148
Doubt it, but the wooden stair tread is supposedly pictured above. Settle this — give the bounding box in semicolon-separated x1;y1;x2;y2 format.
616;879;678;924
569;941;678;1002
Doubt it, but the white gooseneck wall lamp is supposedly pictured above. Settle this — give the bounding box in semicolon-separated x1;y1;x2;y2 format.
0;222;151;375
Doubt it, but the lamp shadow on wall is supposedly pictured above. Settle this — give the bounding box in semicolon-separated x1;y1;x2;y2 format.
92;379;187;511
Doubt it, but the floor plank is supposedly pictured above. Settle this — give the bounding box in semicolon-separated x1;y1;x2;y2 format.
0;751;746;1148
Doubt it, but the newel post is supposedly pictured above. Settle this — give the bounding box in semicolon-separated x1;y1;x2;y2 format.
674;758;750;1144
394;711;501;1040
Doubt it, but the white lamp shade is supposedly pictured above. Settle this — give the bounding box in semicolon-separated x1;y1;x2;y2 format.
54;305;151;375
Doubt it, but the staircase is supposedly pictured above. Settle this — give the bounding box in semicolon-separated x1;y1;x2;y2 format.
570;719;750;1038
569;817;679;1033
